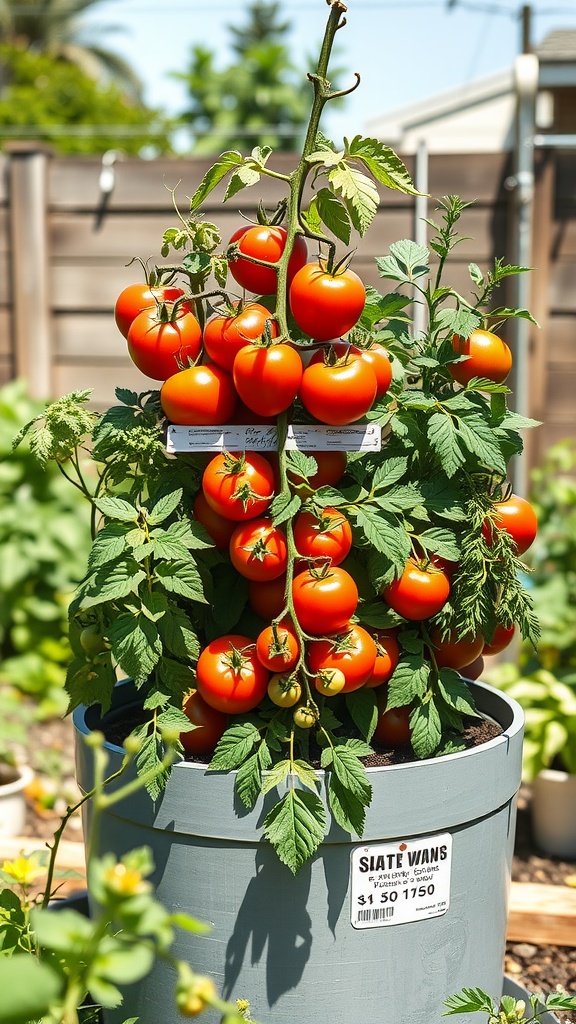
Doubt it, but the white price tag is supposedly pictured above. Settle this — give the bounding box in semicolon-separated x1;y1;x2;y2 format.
350;833;453;929
166;423;381;453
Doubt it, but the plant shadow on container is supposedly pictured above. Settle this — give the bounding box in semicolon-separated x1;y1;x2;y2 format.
75;677;523;1024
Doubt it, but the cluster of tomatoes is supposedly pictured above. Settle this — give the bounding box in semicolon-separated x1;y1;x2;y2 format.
114;225;393;428
113;222;538;761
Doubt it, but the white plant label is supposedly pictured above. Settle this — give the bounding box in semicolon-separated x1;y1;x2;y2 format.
350;833;453;929
166;423;381;453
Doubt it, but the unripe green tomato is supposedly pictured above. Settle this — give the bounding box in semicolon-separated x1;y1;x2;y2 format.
268;674;302;708
314;668;346;696
80;624;108;655
293;705;317;729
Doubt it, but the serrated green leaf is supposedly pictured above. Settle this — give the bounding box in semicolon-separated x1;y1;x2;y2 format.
443;987;494;1015
108;613;162;685
77;559;147;608
387;656;431;707
157;605;200;661
328;162;380;236
210;564;249;630
188;151;243;212
286;450;318;481
427;412;466;478
346;688;378;741
372;456;408;490
410;698;442;759
315;186;352;244
209;722;261;771
157;705;193;732
346;135;418;195
292;759;321;792
260;758;291;795
224;164;261;201
417;528;460;561
235;752;262;808
353;508;411;571
154;560;207;603
87;522;130;570
94;495;139;522
455;414;506;475
328;775;367;836
269;491;302;527
331;743;372;803
374;484;422;514
437;670;478;716
149;531;194;562
263;789;326;874
147;489;183;525
376;240;429;283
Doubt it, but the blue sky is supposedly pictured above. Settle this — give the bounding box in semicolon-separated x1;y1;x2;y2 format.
83;0;576;143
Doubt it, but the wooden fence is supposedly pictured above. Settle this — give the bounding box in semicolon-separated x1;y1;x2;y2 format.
0;145;574;467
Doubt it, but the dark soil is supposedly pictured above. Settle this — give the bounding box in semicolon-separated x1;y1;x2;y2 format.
20;712;576;1013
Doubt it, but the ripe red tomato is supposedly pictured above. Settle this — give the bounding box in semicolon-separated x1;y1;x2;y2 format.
459;655;485;680
383;560;450;621
299;358;377;425
256;620;300;672
289;262;366;340
127;307;202;381
359;344;393;399
482;623;515;656
287;450;347;493
248;575;287;620
229;517;288;581
114;283;185;339
181;690;227;757
228;225;307;295
374;702;412;748
160;364;237;425
364;630;400;688
233;343;303;416
193;491;237;550
202;451;275;522
293;507;352;567
203;303;278;371
450;329;512;386
428;628;485;670
292;566;358;635
307;624;377;693
195;634;269;714
483;493;538;556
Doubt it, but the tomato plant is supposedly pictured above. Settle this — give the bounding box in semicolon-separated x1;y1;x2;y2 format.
181;690;228;756
314;667;346;696
256;620;300;672
195;635;269;713
383;560;451;621
299;357;377;425
293;705;317;729
287;450;347;492
292;566;358;635
127;306;202;381
307;624;377;692
359;343;393;399
293;506;352;567
482;623;515;656
233;342;303;416
229;517;288;581
114;283;185;339
203;303;278;371
450;328;512;386
160;364;237;425
228;225;307;295
289;261;366;340
428;628;485;670
202;451;275;521
483;493;538;555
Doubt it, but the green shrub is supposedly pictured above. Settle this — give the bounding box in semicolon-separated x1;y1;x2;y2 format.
0;381;91;712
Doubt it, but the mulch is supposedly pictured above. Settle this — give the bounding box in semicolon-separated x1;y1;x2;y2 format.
17;713;576;1014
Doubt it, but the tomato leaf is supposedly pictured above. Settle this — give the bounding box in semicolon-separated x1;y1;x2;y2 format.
328;775;366;836
157;605;200;661
345;688;378;742
263;789;326;874
376;240;430;284
224;164;261;201
409;698;442;759
154;560;207;604
328;162;379;236
427;412;467;479
372;456;409;491
443;988;495;1015
417;528;460;561
94;495;139;523
355;600;400;630
235;751;262;809
269;491;302;527
345;135;418;196
314;186;352;245
209;721;261;771
437;670;479;717
455;413;507;475
108;613;162;685
301;196;323;235
353;508;411;572
75;559;147;609
285;450;318;481
387;656;431;708
188;151;243;213
260;758;291;795
87;523;130;570
292;759;321;792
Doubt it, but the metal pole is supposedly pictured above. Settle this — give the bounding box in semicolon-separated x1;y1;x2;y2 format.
510;53;538;496
413;139;428;339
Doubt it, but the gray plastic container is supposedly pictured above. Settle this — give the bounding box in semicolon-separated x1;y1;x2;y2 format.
74;678;524;1024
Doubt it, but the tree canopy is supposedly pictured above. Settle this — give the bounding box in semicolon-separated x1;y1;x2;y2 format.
174;1;312;155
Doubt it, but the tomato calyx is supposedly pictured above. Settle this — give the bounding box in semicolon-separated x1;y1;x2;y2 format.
220;640;257;675
318;628;358;655
266;620;296;661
